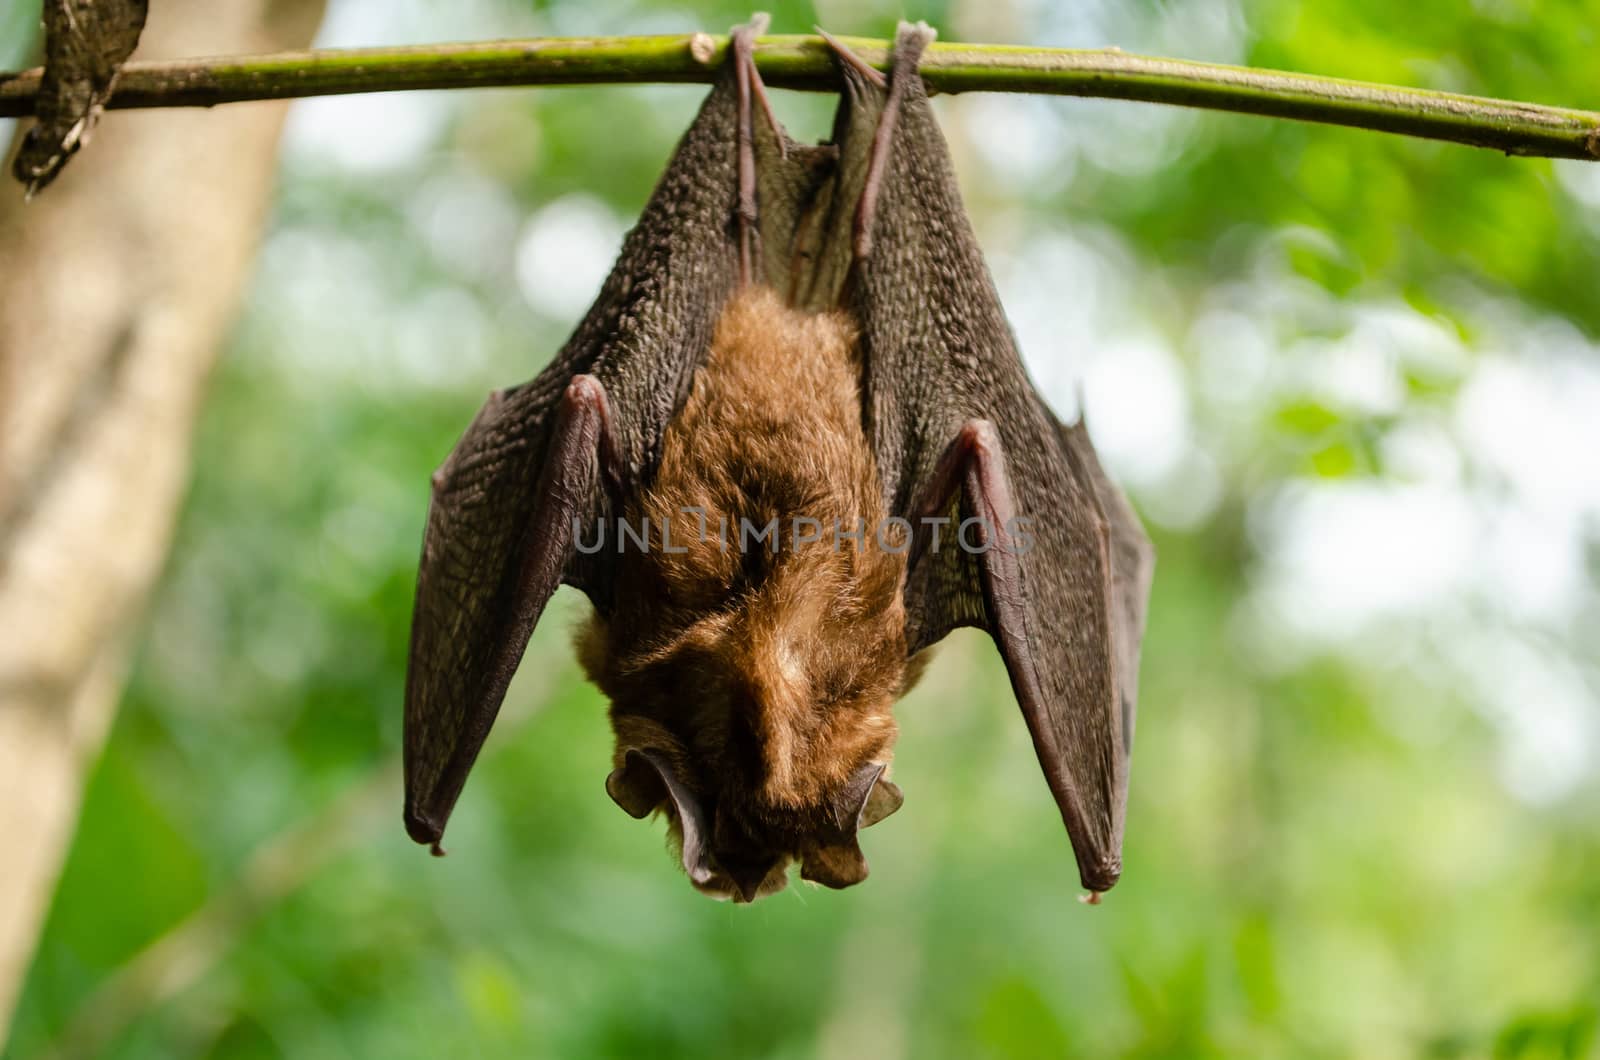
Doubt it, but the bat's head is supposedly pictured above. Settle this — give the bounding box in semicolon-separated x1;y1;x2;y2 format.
600;739;905;903
580;507;917;902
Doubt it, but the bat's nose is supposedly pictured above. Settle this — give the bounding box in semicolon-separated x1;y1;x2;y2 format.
722;859;772;903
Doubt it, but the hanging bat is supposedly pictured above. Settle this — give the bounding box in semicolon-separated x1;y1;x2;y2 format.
12;0;149;196
402;18;1154;903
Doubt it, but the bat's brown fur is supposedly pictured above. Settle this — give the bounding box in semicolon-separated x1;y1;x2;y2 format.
579;286;917;898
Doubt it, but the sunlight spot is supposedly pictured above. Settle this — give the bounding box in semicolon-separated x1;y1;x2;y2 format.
515;194;625;321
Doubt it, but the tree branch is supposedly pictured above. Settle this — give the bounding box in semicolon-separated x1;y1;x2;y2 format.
1;33;1596;160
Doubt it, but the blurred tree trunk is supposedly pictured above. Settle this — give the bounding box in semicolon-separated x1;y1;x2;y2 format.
0;0;325;1035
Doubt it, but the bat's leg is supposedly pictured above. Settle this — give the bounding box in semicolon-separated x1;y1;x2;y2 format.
739;19;784;144
818;24;930;259
730;15;781;285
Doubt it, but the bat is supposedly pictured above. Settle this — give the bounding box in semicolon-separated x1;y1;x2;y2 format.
402;17;1154;903
12;0;149;196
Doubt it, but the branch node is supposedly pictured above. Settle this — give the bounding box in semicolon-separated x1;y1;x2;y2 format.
688;32;717;66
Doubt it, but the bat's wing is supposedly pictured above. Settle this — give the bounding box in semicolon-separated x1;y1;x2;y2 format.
832;24;1155;892
403;35;773;850
1055;415;1156;762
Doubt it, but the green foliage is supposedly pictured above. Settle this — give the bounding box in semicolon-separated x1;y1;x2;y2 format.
8;1;1600;1057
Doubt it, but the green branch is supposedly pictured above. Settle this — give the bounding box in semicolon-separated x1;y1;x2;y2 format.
2;32;1597;160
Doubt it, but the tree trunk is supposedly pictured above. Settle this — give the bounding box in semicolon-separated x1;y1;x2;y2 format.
0;0;325;1035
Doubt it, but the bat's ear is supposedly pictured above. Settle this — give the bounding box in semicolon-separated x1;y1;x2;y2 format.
838;761;904;831
860;775;904;829
604;752;664;818
801;838;869;889
802;763;902;888
607;749;714;883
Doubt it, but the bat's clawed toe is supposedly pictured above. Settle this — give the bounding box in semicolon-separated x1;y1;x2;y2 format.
735;10;771;38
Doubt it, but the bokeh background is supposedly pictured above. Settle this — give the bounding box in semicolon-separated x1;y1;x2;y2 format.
6;0;1600;1056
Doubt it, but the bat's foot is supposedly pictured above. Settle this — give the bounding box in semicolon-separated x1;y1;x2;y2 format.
731;15;783;143
1078;891;1103;905
430;841;448;857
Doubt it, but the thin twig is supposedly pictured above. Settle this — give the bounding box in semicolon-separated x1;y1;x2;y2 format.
0;33;1596;160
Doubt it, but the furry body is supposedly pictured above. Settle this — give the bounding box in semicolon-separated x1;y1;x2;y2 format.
581;288;915;899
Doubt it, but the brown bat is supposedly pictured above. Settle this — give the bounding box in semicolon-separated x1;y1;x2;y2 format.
402;18;1154;902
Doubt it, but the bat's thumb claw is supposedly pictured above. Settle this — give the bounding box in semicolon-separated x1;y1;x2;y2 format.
1078;891;1103;905
404;805;445;849
1077;852;1122;893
